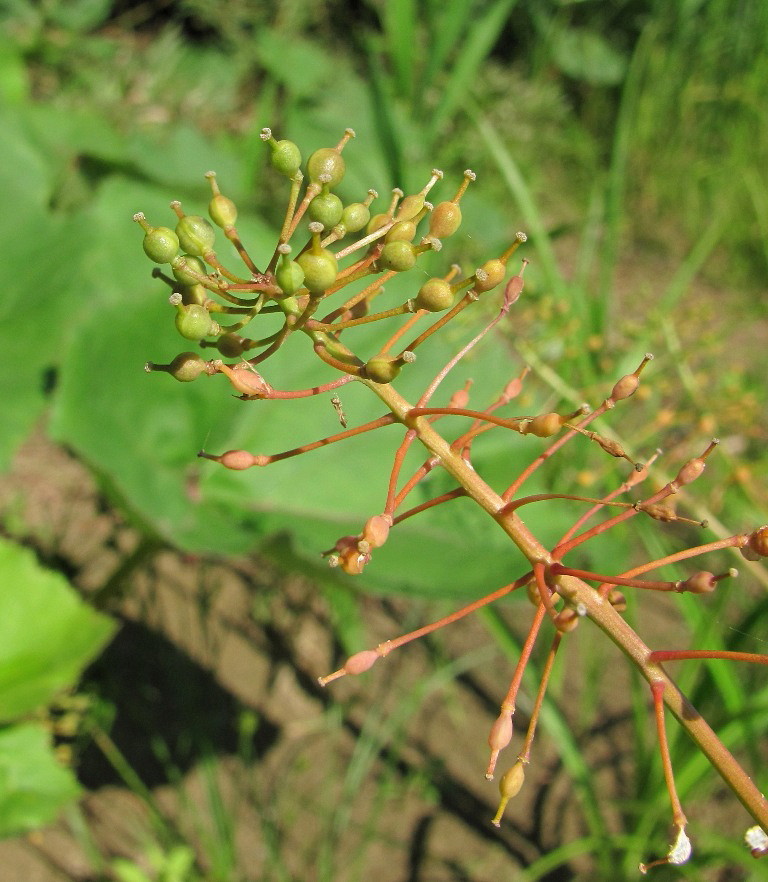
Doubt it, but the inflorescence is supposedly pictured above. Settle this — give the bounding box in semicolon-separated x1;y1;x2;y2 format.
137;127;768;871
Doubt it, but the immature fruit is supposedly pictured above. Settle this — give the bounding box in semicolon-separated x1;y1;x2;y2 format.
146;351;207;382
307;147;345;187
172;299;219;341
269;139;302;177
216;333;249;358
175;215;216;256
522;412;562;438
361;515;390;549
396;193;424;221
364;355;401;384
172;254;207;286
309;189;344;229
205;171;238;228
134;213;179;263
179;283;207;305
385;220;417;243
499;761;525;800
341;650;379;676
415;277;454;312
491;760;526;827
341;202;370;234
219;449;258;470
611;373;640;401
275;253;305;295
474;258;506;293
296;247;338;294
366;212;390;235
429;201;462;239
379;241;416;273
209;193;238;228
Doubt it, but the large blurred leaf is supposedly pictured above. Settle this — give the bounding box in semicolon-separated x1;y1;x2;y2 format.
0;538;116;722
0;722;80;838
0;104;96;468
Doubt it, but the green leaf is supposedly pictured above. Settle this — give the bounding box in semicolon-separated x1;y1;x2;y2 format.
254;31;335;99
0;105;133;468
0;539;116;722
0;722;80;837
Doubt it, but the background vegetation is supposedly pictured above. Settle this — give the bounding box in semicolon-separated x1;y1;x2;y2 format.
1;0;767;879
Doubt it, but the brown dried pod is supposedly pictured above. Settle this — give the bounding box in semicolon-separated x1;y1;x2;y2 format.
362;515;391;549
522;412;562;438
748;525;768;557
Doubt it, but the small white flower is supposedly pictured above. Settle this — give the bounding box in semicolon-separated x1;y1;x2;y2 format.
639;826;691;874
668;826;692;866
745;825;768;858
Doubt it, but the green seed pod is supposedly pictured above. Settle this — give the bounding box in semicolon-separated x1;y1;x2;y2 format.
167;351;207;381
341;202;371;234
296;247;338;294
379;240;417;273
134;211;180;264
275;246;306;295
396;193;424;221
216;333;249;358
179;283;207;306
366;212;390;236
429;201;462;239
474;258;506;293
364;355;401;384
171;295;219;341
172;254;207;286
308;189;344;229
264;134;302;177
175;215;216;257
143;227;179;263
307;147;345;187
415;278;454;312
209;193;237;228
385;219;417;243
205;171;238;228
145;351;207;382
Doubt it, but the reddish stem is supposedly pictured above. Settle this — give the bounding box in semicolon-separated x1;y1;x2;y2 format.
502;402;609;502
377;573;531;656
486;601;548;778
392;487;467;524
519;631;563;763
649;650;768;665
550;563;679;592
255;415;396;463
651;680;688;829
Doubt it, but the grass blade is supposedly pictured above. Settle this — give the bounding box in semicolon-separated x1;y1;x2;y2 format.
428;0;520;142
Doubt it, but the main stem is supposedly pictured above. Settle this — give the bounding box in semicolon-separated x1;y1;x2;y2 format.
363;377;768;832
